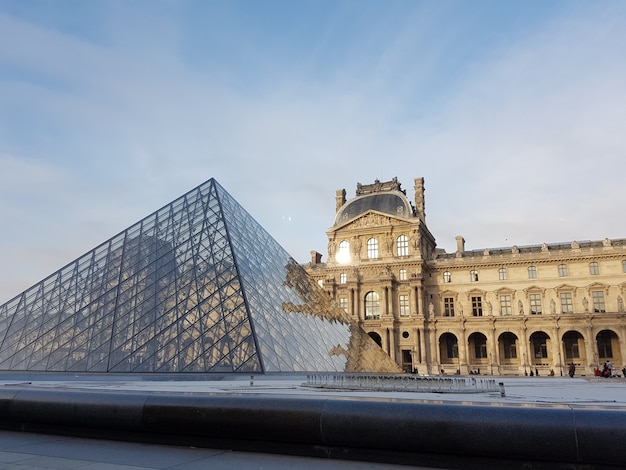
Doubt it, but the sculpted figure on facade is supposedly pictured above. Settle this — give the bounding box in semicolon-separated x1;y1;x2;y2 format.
583;297;589;313
327;240;336;259
518;300;524;315
385;234;393;253
487;300;493;315
618;295;624;313
550;299;556;315
352;237;361;258
428;302;435;318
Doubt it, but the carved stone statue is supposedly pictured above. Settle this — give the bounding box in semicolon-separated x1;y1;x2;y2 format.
428;302;435;318
518;300;524;315
583;297;589;313
619;295;624;313
550;299;556;315
487;301;493;315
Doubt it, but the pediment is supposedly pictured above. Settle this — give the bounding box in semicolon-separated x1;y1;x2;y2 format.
333;210;416;231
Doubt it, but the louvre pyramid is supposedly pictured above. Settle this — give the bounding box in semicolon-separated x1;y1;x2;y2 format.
0;179;400;374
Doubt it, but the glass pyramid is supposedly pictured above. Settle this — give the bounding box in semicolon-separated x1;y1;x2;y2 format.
0;179;400;374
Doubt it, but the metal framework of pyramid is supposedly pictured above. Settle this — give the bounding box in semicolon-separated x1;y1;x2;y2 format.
0;179;400;374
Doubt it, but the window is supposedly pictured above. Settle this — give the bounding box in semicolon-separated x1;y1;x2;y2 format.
338;297;348;312
560;292;573;313
592;291;606;313
471;296;483;316
532;333;549;359
474;336;487;358
502;333;517;359
443;271;451;283
399;269;407;281
528;266;537;279
399;294;410;317
499;268;507;280
444;297;455;317
500;295;512;315
339;273;347;284
597;331;613;358
470;270;479;282
397;235;409;257
558;264;568;277
367;238;378;259
336;240;350;264
589;262;599;275
317;279;324;287
622;260;626;273
530;293;542;315
564;333;580;359
364;292;380;319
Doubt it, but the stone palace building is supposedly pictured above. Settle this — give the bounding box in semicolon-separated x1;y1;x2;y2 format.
306;177;626;376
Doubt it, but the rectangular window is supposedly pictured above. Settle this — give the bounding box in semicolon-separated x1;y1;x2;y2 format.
499;268;507;280
444;297;455;317
399;294;410;317
500;295;512;315
528;266;537;279
560;292;573;313
338;297;348;312
470;270;479;282
558;264;568;277
399;269;407;281
339;273;347;284
590;262;599;275
367;238;378;259
592;291;606;313
443;271;451;283
397;236;409;257
472;296;483;317
530;293;542;315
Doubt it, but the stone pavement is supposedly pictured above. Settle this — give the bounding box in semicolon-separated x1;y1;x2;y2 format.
0;430;422;470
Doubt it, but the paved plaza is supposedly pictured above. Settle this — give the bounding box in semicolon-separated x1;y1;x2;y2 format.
4;374;625;408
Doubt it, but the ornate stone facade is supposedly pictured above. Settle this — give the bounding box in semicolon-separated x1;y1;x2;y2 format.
306;177;626;376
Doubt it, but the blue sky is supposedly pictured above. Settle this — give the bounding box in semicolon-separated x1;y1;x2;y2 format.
1;0;626;302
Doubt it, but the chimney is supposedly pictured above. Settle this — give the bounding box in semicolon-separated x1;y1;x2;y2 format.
335;189;346;213
455;236;465;255
414;178;425;221
310;250;322;265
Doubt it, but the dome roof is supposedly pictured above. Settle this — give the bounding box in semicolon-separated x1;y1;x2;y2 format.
334;191;414;225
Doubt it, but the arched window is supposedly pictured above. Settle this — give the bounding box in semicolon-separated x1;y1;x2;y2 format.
396;235;409;257
336;240;351;264
364;292;380;319
367;238;378;259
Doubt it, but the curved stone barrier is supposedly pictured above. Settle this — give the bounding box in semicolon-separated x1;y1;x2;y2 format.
0;386;624;468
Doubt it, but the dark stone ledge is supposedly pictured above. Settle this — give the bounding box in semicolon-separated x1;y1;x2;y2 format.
0;387;624;469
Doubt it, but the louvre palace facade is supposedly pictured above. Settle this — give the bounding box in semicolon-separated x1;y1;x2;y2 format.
305;177;626;376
